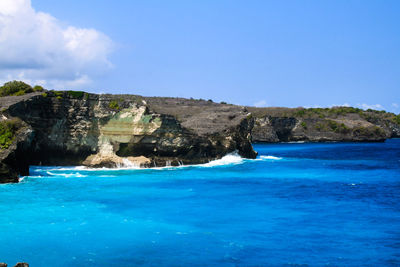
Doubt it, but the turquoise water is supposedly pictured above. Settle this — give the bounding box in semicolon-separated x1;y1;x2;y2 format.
1;140;400;266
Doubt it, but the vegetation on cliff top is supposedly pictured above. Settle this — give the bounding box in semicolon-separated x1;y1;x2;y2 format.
0;119;23;149
294;107;365;117
0;81;92;100
249;106;400;127
0;81;44;97
45;90;89;100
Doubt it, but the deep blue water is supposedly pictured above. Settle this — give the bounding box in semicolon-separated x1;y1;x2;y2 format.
1;140;400;266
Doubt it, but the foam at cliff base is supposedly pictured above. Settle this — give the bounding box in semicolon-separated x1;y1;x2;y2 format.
30;153;246;173
29;153;283;174
201;153;245;167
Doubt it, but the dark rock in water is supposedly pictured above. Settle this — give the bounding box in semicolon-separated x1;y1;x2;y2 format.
0;92;256;183
0;264;29;267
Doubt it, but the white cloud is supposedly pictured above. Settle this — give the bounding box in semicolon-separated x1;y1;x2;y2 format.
331;103;350;107
303;103;350;109
356;103;384;110
392;103;399;108
0;0;113;89
253;100;267;107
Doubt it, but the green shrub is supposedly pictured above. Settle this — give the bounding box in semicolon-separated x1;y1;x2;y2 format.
374;126;385;135
67;91;85;98
315;123;325;131
327;120;338;131
392;115;400;125
338;123;350;133
14;90;26;96
295;109;306;117
294;108;329;118
326;120;350;133
0;119;21;149
220;101;227;105
300;121;307;129
328;106;362;116
353;126;385;137
33;85;44;92
0;81;33;97
109;100;120;110
51;91;64;98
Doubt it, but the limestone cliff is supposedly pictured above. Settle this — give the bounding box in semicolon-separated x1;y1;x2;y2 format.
0;91;256;183
249;107;400;143
1;89;399;184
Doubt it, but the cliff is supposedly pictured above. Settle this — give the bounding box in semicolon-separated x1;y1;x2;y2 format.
1;84;399;184
0;91;256;183
248;107;400;142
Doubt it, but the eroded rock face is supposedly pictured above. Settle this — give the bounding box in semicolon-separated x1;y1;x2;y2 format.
249;107;400;143
0;92;256;182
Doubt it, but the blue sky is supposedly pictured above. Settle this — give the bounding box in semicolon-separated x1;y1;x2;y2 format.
1;0;399;113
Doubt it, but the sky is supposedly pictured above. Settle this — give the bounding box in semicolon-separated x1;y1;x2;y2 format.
0;0;399;113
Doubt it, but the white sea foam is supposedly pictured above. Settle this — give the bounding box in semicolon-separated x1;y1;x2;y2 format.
29;152;283;176
259;155;282;160
118;158;142;169
201;153;245;167
46;171;87;178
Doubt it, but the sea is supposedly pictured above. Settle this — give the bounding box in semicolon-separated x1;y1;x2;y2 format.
0;140;399;266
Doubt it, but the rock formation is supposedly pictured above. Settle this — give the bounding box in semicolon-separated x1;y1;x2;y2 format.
0;263;29;267
0;91;256;183
1;88;399;184
249;107;400;142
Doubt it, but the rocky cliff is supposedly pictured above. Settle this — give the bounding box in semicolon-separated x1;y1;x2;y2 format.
1;87;399;184
0;91;256;183
249;107;400;142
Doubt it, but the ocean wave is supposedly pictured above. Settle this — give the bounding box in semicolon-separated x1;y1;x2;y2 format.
196;153;282;167
28;153;283;176
201;153;245;167
46;171;88;178
259;155;282;160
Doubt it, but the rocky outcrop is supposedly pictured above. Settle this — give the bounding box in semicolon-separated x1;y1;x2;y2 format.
1;90;399;184
0;91;256;183
0;262;29;267
249;107;400;143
